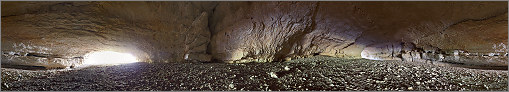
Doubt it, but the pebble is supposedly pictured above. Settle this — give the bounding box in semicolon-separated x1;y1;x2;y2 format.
269;72;278;78
2;83;9;88
229;84;235;89
284;66;290;71
375;81;385;84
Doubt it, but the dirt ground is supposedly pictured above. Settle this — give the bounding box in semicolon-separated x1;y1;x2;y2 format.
1;56;507;91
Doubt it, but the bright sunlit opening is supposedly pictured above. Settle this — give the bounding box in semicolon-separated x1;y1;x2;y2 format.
83;51;139;65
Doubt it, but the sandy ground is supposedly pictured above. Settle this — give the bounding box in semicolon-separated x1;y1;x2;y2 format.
1;56;507;91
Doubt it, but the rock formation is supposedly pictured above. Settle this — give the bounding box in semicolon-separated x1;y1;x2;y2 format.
1;1;507;69
210;1;508;67
2;1;216;68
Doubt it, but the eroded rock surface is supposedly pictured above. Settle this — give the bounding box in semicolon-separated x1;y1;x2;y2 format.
209;1;508;68
2;1;216;68
2;1;508;68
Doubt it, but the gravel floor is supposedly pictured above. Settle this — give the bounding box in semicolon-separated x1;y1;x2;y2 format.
1;56;507;91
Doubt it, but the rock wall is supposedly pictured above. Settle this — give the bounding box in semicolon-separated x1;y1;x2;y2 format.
2;1;216;68
210;1;508;66
2;1;507;68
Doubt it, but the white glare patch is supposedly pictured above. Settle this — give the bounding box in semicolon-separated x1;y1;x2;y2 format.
83;51;139;65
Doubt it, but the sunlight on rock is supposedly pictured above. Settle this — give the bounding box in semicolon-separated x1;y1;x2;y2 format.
83;51;139;65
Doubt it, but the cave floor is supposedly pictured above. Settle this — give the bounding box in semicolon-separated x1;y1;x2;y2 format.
1;56;507;91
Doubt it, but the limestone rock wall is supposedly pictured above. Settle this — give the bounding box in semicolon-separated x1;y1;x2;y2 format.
1;1;216;68
1;1;507;68
210;1;508;67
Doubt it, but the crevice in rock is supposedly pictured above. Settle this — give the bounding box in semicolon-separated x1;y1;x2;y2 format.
440;11;508;33
340;42;355;50
1;64;50;70
206;3;220;56
2;51;84;59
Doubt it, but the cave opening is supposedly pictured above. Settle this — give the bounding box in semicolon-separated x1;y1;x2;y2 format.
82;51;139;65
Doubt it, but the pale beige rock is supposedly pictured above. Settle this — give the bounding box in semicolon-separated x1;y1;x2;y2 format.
1;2;216;68
210;1;508;67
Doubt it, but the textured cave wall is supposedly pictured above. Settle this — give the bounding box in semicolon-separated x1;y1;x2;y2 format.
1;1;508;68
1;1;216;68
209;1;508;67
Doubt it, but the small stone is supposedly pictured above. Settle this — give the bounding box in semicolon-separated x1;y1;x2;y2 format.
408;87;413;90
2;83;8;88
375;80;385;84
416;82;421;85
284;66;290;71
284;57;292;61
269;72;278;78
229;84;235;88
